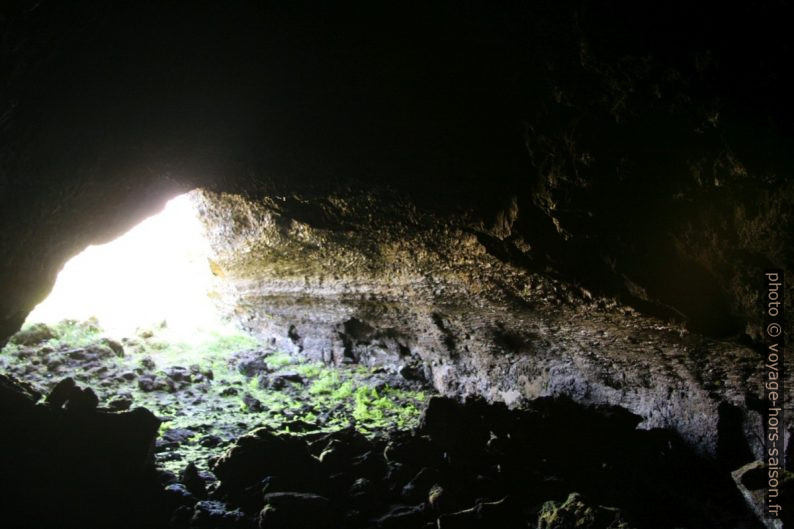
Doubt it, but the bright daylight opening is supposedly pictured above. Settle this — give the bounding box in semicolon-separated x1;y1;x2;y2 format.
25;191;234;344
4;187;429;478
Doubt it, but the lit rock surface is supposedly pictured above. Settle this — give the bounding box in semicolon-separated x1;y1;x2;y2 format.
731;461;793;529
195;189;786;459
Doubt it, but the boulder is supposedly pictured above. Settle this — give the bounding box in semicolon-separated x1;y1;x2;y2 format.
213;429;321;492
259;492;334;529
0;374;166;528
537;493;633;529
373;503;429;529
731;461;793;529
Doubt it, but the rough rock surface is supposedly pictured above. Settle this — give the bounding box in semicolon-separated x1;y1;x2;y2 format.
203;396;758;529
0;320;430;476
195;189;786;461
731;461;793;529
0;3;791;528
0;373;166;528
537;493;633;529
0;3;790;463
1;1;792;344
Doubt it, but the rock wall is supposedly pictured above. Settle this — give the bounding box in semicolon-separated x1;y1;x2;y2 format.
194;189;785;462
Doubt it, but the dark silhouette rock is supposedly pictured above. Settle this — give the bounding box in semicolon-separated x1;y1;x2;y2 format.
0;374;166;529
259;492;334;529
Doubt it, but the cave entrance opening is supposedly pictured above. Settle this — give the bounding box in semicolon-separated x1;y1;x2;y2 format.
24;190;237;348
1;188;430;474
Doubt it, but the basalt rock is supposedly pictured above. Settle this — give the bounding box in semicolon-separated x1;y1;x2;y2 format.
258;492;334;529
194;189;789;462
212;428;322;494
8;322;58;346
731;461;793;529
537;493;633;529
207;396;758;529
0;374;166;529
437;497;516;529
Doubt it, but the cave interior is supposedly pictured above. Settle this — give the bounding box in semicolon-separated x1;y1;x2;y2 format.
0;2;792;529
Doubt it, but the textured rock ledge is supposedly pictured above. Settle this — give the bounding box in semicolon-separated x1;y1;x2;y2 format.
194;189;790;462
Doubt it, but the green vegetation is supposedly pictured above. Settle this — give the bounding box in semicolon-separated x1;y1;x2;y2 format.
332;380;355;400
294;362;323;379
4;319;103;350
352;386;425;429
193;332;258;357
1;318;431;471
265;351;293;369
308;369;342;395
49;319;104;346
0;342;20;356
296;365;426;432
249;365;427;433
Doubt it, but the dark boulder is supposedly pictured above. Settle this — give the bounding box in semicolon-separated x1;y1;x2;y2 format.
373;503;429;529
437;497;518;529
191;500;245;529
258;492;334;529
180;462;207;499
0;374;167;529
213;429;322;492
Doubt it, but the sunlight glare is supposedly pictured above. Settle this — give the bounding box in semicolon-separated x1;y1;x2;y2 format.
25;191;230;342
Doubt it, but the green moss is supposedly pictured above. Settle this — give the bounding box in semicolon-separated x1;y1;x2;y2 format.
294;362;323;378
0;342;21;355
266;351;293;369
195;332;258;356
308;370;341;395
331;380;355;400
348;385;428;430
147;340;171;351
7;317;430;452
353;386;387;423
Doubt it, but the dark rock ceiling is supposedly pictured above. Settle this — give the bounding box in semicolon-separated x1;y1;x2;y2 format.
0;3;793;527
0;0;792;343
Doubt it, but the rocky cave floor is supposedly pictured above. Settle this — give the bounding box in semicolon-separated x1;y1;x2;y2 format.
0;320;785;529
0;320;430;476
